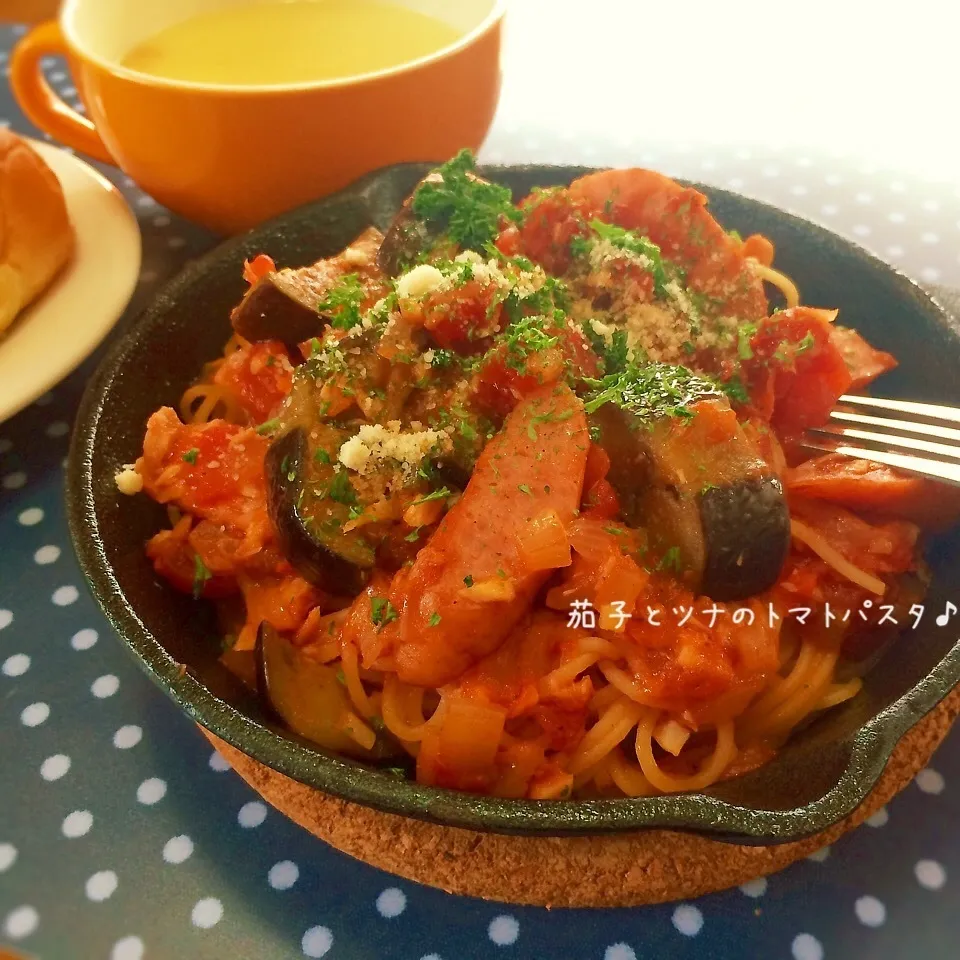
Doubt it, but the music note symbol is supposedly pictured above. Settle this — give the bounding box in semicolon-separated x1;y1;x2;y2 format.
936;602;957;627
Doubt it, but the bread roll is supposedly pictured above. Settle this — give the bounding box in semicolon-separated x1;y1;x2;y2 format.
0;129;74;334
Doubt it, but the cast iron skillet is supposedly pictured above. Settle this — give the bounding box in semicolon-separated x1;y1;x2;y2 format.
67;163;960;841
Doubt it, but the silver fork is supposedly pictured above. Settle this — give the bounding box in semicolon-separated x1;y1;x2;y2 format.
803;395;960;486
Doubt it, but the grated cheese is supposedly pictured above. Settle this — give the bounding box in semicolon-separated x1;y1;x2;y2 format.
396;264;445;299
115;465;143;495
338;421;450;480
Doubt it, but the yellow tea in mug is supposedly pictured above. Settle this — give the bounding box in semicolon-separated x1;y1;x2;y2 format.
122;0;464;86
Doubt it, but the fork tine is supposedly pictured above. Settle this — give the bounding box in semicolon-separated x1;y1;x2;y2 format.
811;425;960;462
837;394;960;426
829;409;960;444
802;439;960;486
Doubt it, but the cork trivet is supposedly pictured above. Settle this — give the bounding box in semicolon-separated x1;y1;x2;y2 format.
201;687;959;907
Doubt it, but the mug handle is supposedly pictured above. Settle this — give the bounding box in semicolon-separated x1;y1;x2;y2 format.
10;20;114;164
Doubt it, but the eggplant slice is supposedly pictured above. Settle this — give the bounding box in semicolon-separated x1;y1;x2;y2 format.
233;227;385;345
256;623;406;764
590;394;790;601
265;427;374;596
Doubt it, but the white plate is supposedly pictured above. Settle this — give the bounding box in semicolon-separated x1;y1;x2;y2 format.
0;139;141;423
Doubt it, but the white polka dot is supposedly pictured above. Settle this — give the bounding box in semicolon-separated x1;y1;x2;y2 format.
889;180;906;193
18;507;43;526
488;915;520;946
137;777;167;805
420;955;441;960
45;421;69;438
376;887;406;918
605;944;637;960
789;184;808;196
34;545;61;565
807;846;831;862
792;933;824;960
91;674;120;698
192;897;223;928
825;173;843;185
852;224;871;237
0;843;17;872
40;754;70;780
886;245;905;258
268;860;299;890
52;585;79;606
302;925;334;957
111;935;145;960
163;835;194;864
0;609;11;630
209;750;230;772
140;269;159;284
921;267;941;283
916;768;945;794
21;702;50;727
855;191;873;203
866;806;888;827
3;653;30;677
888;211;906;223
795;157;812;167
86;870;118;901
672;904;703;936
922;199;940;212
921;231;940;244
735;148;752;160
3;471;27;489
915;859;947;890
820;204;838;216
855;895;886;926
727;177;745;189
699;158;716;171
238;801;267;828
71;628;98;650
153;215;171;227
62;810;93;838
761;164;779;177
113;725;143;749
739;877;767;898
168;236;186;249
137;195;156;208
4;905;38;940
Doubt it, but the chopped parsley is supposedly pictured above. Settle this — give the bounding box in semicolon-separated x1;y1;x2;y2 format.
517;483;532;496
314;448;331;464
256;418;281;436
500;315;560;371
326;470;357;505
182;448;199;465
192;554;212;599
370;597;399;628
657;546;684;573
317;273;365;330
335;668;346;686
411;149;522;251
463;574;474;587
430;348;456;369
737;323;757;360
719;374;750;405
589;219;670;296
583;361;723;422
428;612;442;627
404;527;422;542
412;486;451;505
797;331;816;353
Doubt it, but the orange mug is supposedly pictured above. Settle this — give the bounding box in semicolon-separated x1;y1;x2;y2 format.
11;0;504;234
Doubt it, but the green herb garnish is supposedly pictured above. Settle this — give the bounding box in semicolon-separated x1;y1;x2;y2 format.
192;555;212;599
317;273;365;330
327;470;357;505
428;612;442;627
411;150;522;250
583;361;723;421
182;448;199;465
412;486;451;505
370;596;399;628
256;418;281;436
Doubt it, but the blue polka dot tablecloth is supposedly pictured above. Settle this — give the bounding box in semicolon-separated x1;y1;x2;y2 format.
3;19;960;960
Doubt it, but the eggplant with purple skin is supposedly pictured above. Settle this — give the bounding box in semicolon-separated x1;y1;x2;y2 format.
265;426;374;596
586;363;790;601
232;227;384;345
256;623;408;764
